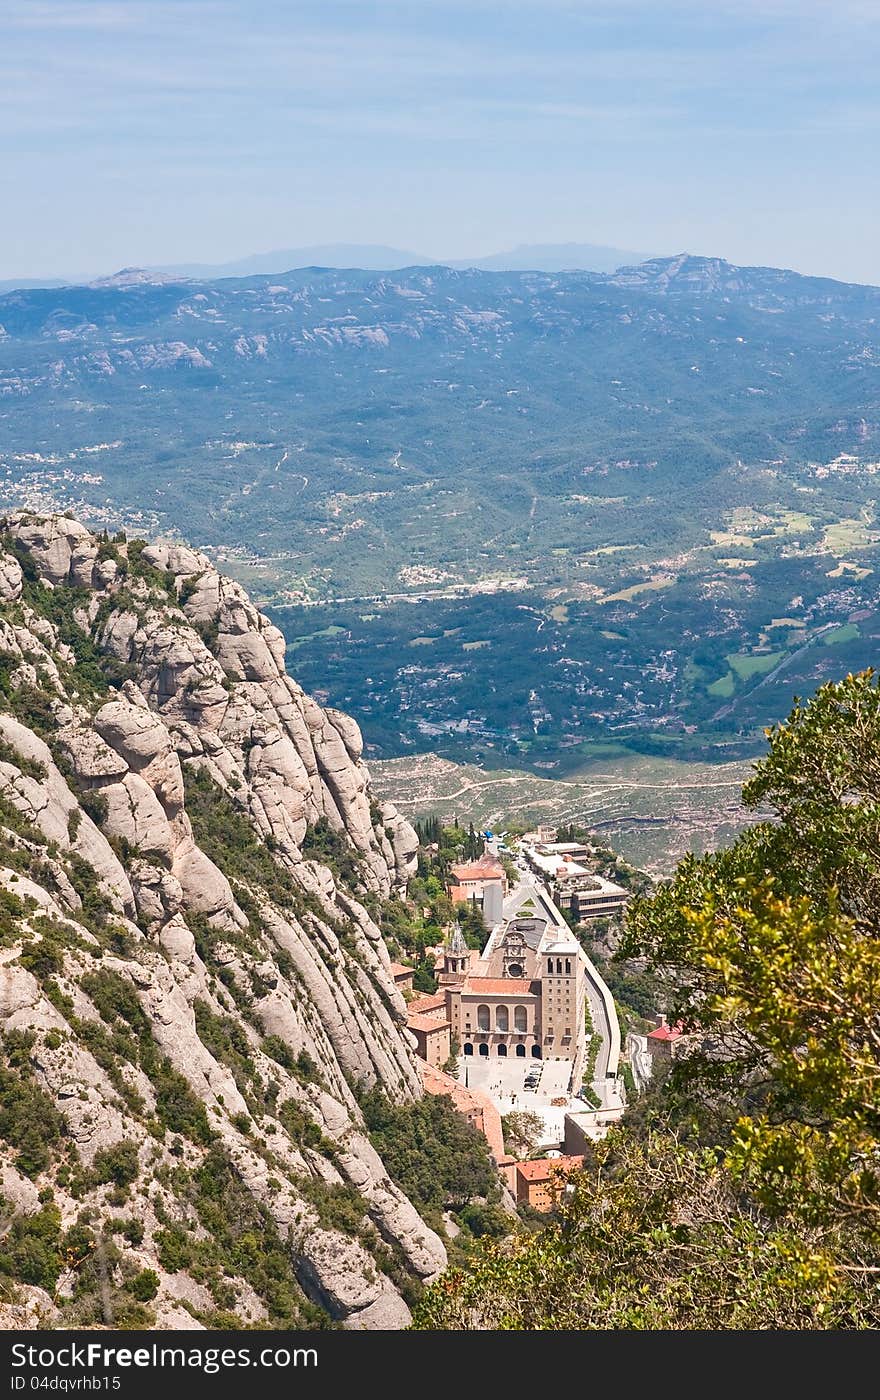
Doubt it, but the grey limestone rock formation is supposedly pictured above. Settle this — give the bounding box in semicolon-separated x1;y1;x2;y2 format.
0;512;442;1332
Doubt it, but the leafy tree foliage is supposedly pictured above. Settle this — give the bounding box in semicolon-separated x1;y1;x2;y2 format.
413;1130;877;1329
0;1036;67;1177
622;669;880;1236
501;1110;544;1159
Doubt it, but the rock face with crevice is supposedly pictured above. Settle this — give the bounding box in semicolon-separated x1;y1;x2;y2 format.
0;512;443;1331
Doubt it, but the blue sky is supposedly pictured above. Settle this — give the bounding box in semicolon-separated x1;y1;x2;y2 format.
3;0;880;282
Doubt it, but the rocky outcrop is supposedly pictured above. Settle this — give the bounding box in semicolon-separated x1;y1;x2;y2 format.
0;513;436;1332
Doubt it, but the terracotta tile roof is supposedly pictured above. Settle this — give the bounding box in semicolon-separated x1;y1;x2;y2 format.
407;993;448;1015
647;1023;684;1041
463;977;539;996
407;1012;451;1034
515;1155;584;1183
389;962;413;980
450;857;505;882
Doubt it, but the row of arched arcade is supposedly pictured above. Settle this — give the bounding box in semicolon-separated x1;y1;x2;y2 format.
463;1043;542;1057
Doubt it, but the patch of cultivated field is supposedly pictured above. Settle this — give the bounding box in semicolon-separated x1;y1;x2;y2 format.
600;575;674;604
369;750;763;876
822;518;877;552
728;651;783;679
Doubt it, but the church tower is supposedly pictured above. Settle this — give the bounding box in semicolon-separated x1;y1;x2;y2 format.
539;941;582;1058
440;925;469;983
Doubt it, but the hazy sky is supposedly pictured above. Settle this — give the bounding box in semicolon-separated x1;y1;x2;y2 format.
4;0;880;282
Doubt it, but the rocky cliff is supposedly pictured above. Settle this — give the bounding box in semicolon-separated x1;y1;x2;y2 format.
0;512;445;1330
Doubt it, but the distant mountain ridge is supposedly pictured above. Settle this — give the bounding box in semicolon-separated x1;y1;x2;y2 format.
448;241;652;273
1;239;653;291
154;243;433;278
4;248;878;300
155;239;652;279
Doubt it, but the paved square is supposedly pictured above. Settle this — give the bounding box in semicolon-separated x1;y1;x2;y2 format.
456;1055;579;1148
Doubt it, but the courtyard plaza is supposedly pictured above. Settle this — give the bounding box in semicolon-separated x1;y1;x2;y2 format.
457;1052;602;1148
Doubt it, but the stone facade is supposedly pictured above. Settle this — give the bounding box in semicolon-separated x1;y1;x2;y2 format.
408;1013;451;1068
407;890;588;1079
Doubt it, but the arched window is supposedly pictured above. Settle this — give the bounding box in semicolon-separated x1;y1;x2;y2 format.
547;960;554;976
497;1044;507;1056
514;1005;528;1032
565;959;571;975
463;1043;473;1056
479;1043;489;1056
556;958;563;974
515;1044;526;1057
531;1045;542;1058
496;1005;509;1032
477;1004;490;1031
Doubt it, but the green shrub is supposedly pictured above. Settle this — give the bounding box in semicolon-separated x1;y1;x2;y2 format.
110;1218;144;1246
457;1203;511;1239
0;736;47;781
295;1176;367;1235
150;1062;214;1145
127;1268;159;1302
65;854;114;930
93;1141;140;1188
189;1148;325;1327
8;684;57;738
18;936;64;980
301;817;362;888
193;618;219;651
0;1050;67;1177
125;541;176;599
0;791;47;845
194;1000;256;1100
80;971;212;1144
0;1204;63;1290
81;969;148;1034
278;1100;326;1152
78;790;108;828
183;767;299;909
261;1034;296;1073
359;1087;497;1221
155;1224;193;1274
0;886;26;945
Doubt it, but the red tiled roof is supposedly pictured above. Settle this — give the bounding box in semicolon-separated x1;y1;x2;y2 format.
389;962;413;979
407;1012;451;1034
407;993;448;1015
463;978;539;996
516;1155;583;1183
647;1023;684;1041
449;857;505;881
